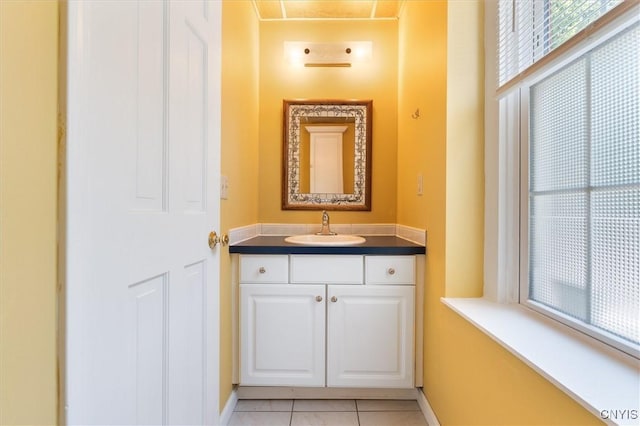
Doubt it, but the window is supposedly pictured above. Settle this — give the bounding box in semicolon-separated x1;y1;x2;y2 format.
497;1;639;358
498;0;622;87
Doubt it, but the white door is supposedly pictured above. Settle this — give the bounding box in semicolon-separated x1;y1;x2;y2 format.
64;1;221;424
327;285;415;388
240;284;326;386
307;126;347;193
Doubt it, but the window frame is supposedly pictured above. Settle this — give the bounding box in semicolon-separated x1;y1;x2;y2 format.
490;2;640;360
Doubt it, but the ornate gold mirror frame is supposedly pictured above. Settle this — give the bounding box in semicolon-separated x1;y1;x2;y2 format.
282;99;372;210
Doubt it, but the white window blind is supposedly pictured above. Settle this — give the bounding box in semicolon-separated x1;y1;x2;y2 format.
498;0;625;91
528;23;639;352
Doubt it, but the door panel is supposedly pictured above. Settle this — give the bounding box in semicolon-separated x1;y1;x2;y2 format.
183;27;206;210
133;1;166;212
169;262;205;425
327;285;414;388
128;274;166;425
240;284;326;386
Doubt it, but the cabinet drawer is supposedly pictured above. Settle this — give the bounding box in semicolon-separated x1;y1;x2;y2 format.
290;255;363;284
240;255;289;283
365;256;415;285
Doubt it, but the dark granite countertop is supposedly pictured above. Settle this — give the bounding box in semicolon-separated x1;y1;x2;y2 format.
229;235;426;255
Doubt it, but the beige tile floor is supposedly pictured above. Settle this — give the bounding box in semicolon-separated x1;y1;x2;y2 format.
229;399;429;426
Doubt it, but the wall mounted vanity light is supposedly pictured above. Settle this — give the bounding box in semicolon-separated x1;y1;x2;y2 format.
284;41;372;67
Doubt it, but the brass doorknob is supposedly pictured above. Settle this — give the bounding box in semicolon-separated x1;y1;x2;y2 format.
208;231;219;249
208;231;229;249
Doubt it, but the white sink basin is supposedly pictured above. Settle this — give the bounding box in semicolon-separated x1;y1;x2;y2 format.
284;234;366;246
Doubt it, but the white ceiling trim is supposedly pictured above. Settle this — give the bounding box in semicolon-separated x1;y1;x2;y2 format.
251;0;402;21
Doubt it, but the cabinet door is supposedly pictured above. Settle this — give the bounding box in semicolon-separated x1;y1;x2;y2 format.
327;285;414;388
240;284;325;386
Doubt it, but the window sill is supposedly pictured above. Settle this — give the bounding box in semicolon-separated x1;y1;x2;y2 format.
441;297;640;426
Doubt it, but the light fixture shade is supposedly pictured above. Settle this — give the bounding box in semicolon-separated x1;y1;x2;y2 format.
284;41;372;67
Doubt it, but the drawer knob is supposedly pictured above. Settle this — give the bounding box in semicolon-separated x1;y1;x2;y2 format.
315;295;323;302
258;267;266;274
330;296;338;303
387;268;396;275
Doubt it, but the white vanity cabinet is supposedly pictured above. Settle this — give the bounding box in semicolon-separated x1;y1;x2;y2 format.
239;254;417;389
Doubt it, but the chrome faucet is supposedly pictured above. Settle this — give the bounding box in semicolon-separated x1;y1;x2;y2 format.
316;210;337;236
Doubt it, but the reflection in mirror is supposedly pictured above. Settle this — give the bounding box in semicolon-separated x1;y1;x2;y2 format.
299;121;355;194
283;100;372;210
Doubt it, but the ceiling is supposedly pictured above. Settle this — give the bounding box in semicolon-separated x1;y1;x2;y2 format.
252;0;405;20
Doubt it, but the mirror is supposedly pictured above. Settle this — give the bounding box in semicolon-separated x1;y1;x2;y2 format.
282;99;372;210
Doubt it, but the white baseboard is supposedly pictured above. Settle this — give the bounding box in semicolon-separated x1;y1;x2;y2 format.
219;388;238;426
236;386;419;400
417;388;440;426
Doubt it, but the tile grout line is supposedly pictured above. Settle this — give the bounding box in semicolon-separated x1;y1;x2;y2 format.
230;399;429;425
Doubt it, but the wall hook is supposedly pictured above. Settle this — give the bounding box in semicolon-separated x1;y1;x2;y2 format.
411;108;420;119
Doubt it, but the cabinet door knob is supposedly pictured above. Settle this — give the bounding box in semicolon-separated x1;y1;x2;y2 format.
258;267;266;274
388;267;396;275
315;295;323;302
330;296;338;303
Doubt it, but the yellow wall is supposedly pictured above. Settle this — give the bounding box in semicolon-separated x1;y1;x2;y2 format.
258;20;398;224
220;0;260;411
398;1;600;424
397;0;448;245
0;1;59;424
445;0;484;298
